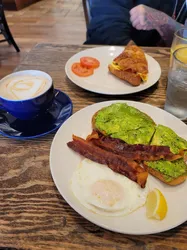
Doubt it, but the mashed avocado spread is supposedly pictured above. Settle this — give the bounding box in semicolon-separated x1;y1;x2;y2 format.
151;125;187;154
94;103;156;144
145;158;187;182
147;125;187;181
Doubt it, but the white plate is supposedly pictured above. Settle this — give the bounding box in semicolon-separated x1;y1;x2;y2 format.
50;101;187;235
65;46;161;95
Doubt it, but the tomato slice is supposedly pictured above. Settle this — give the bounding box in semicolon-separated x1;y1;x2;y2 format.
71;63;94;77
80;57;100;69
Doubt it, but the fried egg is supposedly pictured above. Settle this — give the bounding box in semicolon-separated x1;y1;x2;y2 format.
71;159;149;216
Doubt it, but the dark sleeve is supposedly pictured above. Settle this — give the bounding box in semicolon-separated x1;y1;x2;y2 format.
84;0;133;45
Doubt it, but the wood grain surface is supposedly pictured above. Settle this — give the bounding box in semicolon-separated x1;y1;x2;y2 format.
0;0;86;79
0;44;186;250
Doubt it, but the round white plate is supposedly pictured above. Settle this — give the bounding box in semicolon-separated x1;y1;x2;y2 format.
50;101;187;235
65;46;161;95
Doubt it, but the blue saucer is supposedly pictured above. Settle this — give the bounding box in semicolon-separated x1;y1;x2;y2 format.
0;89;73;139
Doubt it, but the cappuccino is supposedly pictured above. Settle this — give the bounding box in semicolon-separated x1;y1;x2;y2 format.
0;75;51;100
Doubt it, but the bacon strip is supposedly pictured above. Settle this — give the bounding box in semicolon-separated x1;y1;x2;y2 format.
67;135;148;188
87;132;181;161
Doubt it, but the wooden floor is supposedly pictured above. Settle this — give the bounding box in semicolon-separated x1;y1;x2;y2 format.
0;0;86;79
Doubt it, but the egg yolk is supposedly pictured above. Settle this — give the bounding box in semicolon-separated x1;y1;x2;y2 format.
91;180;124;207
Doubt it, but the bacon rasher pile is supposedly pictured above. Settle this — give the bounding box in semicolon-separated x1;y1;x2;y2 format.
67;131;180;188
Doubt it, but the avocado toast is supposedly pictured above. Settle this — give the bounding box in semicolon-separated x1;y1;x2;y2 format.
144;125;187;185
92;103;187;186
92;103;156;145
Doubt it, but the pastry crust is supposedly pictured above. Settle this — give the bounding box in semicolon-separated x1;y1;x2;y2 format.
108;45;148;86
108;64;141;86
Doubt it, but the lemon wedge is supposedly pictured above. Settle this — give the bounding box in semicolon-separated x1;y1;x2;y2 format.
171;44;187;64
176;47;187;64
146;188;168;220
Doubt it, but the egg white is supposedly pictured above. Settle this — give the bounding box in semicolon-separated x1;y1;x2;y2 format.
71;158;149;216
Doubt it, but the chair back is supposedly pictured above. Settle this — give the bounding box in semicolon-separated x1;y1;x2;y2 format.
82;0;91;27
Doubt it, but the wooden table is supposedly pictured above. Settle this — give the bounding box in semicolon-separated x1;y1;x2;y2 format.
0;44;186;250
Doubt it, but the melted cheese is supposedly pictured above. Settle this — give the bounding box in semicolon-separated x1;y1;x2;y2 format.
137;73;148;82
110;62;148;82
111;62;121;70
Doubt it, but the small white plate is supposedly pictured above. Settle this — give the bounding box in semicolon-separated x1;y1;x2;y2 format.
65;46;161;95
50;101;187;235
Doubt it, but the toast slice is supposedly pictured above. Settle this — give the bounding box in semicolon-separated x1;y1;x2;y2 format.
143;125;187;185
143;162;187;186
92;103;156;145
151;124;187;154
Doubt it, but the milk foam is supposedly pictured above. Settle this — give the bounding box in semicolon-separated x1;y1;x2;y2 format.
0;75;51;100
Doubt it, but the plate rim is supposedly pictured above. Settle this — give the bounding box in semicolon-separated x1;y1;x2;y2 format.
65;46;162;95
50;100;187;235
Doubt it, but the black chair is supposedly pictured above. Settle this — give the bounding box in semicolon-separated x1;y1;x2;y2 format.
82;0;92;27
0;0;20;52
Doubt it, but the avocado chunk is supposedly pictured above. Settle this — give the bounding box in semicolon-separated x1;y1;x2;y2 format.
151;125;187;154
94;103;156;144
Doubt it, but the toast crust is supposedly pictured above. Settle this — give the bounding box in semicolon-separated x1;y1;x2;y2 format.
92;110;100;131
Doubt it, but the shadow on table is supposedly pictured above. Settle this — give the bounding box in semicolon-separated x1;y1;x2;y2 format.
66;76;160;105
